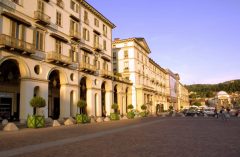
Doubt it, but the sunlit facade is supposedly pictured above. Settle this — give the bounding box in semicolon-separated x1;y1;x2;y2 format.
113;38;171;114
0;0;131;122
178;83;190;110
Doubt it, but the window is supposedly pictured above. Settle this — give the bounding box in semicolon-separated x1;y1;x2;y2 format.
37;0;44;12
124;61;129;70
113;52;116;59
70;46;78;62
84;11;89;24
83;28;90;41
70;20;79;32
94;34;99;47
12;0;21;5
137;52;139;59
57;0;64;8
11;21;25;40
124;50;128;58
70;0;79;13
103;24;107;36
82;53;89;63
34;29;44;51
103;40;106;50
94;18;99;27
103;61;108;70
56;12;62;26
55;40;62;54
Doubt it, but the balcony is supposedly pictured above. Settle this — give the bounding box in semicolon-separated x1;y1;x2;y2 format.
70;30;81;41
0;34;35;54
93;43;102;52
114;75;132;84
47;51;71;65
79;62;96;74
34;11;51;25
100;70;114;79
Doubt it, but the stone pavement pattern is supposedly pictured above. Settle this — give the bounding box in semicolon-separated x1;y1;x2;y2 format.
1;117;240;157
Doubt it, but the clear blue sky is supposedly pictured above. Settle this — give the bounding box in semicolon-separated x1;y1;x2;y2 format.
87;0;240;85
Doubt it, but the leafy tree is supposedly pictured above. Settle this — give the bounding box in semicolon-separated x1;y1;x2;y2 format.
192;102;202;107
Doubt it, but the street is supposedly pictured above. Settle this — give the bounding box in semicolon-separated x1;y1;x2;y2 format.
1;117;240;157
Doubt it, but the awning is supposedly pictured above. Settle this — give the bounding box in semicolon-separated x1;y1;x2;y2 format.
1;11;31;27
70;14;80;22
50;33;68;43
80;47;93;54
101;56;111;62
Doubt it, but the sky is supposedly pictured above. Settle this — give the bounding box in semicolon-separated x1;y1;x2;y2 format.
86;0;240;85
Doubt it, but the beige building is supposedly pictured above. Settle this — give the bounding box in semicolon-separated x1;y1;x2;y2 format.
0;0;131;122
178;83;189;110
113;38;171;114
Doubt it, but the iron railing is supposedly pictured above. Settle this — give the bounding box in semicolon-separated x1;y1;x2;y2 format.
0;34;35;54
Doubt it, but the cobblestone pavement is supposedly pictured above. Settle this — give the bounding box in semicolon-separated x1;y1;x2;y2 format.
1;117;240;157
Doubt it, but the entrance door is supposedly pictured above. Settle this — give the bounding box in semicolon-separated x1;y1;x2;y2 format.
0;98;12;120
53;97;60;119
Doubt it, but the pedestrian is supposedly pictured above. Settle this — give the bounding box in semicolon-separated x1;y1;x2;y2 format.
214;107;218;118
220;106;226;120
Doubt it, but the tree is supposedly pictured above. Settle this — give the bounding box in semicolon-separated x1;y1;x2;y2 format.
192;102;202;107
30;96;46;115
77;100;87;114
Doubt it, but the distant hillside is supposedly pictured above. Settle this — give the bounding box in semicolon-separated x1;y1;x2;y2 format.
186;80;240;98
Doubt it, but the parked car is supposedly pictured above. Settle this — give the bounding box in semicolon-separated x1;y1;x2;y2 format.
185;107;199;116
203;108;215;116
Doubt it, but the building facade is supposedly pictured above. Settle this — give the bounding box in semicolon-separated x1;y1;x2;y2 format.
113;38;172;114
0;0;131;122
178;83;189;110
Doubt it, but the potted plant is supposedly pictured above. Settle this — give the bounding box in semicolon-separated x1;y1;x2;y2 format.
27;96;46;128
127;104;135;119
140;104;148;117
76;100;90;123
168;105;174;115
110;103;120;120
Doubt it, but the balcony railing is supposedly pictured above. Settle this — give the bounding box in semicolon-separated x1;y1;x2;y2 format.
93;43;102;52
0;34;35;54
70;30;81;41
100;70;114;78
34;11;51;25
79;62;97;73
113;75;132;84
47;51;71;65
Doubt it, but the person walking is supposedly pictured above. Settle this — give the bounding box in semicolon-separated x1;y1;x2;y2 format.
220;106;226;120
214;107;218;118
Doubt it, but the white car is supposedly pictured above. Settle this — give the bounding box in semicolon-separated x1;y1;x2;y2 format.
203;109;215;116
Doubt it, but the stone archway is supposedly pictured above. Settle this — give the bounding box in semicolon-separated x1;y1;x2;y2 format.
114;85;118;104
0;59;21;121
125;87;128;114
80;77;87;101
48;70;61;119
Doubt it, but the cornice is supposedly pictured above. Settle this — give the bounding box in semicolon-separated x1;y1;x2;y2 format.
81;0;116;29
113;38;151;54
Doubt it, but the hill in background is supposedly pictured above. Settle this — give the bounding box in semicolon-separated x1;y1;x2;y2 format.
186;80;240;98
